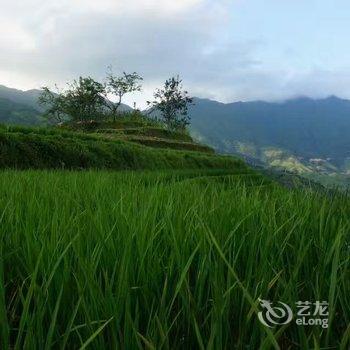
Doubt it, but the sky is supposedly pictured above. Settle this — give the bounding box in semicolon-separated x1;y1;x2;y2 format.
1;0;350;107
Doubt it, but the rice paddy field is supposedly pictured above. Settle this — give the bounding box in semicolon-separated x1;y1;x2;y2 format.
0;169;349;349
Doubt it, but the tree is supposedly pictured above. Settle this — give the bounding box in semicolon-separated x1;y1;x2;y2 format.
38;86;67;124
105;68;143;119
147;76;193;130
39;77;106;122
65;77;106;121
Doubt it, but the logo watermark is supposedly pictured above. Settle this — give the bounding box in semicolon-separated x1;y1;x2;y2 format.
258;299;329;328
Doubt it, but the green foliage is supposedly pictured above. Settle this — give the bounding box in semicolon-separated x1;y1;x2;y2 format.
39;71;143;123
39;77;106;123
124;135;214;153
38;87;66;123
104;68;143;118
0;125;243;170
304;172;350;189
87;116;209;153
57;111;207;155
0;97;43;125
148;76;193;130
97;126;194;142
63;110;161;132
189;97;350;173
0;170;348;348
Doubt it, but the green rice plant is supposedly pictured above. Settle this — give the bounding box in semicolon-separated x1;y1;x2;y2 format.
0;127;242;171
0;170;348;349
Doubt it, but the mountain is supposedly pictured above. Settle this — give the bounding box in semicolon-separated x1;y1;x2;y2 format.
0;97;43;125
0;85;133;112
0;85;44;125
0;85;43;110
1;83;349;184
189;96;350;181
0;84;133;125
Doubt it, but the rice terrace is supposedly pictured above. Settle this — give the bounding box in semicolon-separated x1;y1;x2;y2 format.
0;112;349;349
1;1;350;348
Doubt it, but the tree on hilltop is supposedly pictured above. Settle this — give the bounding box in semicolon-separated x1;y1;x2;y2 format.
38;86;66;123
65;77;106;121
147;76;193;130
39;77;106;122
104;68;143;120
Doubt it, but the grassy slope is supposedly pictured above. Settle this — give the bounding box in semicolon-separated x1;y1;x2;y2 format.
69;118;215;154
0;125;243;171
96;126;194;142
0;170;349;349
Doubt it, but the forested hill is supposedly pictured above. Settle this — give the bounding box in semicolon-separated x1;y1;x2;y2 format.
0;85;132;125
0;97;43;125
0;85;42;109
1;83;350;179
189;96;350;175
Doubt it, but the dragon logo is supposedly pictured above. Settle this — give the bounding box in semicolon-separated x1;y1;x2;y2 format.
258;299;293;327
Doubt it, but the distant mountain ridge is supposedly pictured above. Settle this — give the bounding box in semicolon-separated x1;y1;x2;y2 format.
0;85;133;125
1;84;349;182
0;97;43;126
188;96;350;178
0;85;43;110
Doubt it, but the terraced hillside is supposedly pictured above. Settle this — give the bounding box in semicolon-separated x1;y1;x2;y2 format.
65;117;215;154
0;120;239;171
0;114;348;348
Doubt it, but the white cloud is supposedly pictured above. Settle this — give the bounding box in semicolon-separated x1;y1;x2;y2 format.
68;0;204;15
0;17;36;51
0;0;232;85
2;0;350;106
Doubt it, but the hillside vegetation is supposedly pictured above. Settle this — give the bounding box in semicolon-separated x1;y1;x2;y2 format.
189;97;350;177
0;84;348;348
0;98;43;126
0;121;239;171
0;170;348;349
1;83;350;187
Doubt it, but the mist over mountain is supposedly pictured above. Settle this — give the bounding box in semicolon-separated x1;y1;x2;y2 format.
0;85;43;110
0;85;133;125
0;84;349;178
0;98;43;126
189;96;350;175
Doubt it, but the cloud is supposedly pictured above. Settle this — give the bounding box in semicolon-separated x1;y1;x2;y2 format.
69;0;204;15
195;67;350;104
0;18;36;51
0;0;230;78
0;0;239;104
2;0;350;106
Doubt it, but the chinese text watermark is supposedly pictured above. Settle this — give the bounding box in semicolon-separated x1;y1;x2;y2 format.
258;298;329;328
